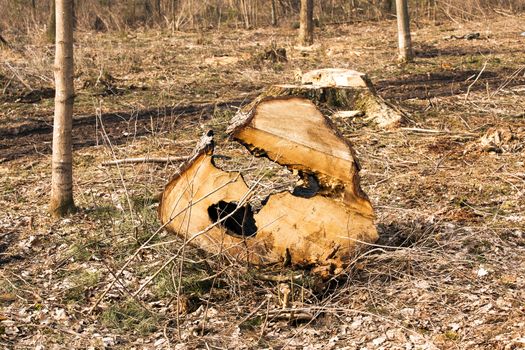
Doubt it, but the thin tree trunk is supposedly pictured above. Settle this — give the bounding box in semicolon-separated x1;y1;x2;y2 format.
46;0;56;43
240;0;251;29
395;0;413;62
298;0;313;46
50;0;75;217
156;0;161;18
72;0;77;29
382;0;394;16
31;0;37;20
271;0;278;26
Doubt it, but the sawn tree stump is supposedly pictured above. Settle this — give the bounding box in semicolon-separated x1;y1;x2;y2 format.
243;68;404;129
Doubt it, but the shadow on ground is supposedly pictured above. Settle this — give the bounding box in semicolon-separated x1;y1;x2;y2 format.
0;98;246;162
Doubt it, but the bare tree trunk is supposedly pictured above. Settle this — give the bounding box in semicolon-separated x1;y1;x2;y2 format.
395;0;413;62
156;0;161;18
298;0;313;45
31;0;37;20
381;0;394;16
46;0;56;43
72;0;77;29
240;0;251;29
50;0;75;217
143;0;153;25
271;0;278;26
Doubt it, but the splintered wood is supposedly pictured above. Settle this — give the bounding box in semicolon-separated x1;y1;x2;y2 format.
159;97;378;273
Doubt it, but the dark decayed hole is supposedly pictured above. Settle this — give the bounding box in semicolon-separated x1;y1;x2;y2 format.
207;200;258;237
292;172;320;198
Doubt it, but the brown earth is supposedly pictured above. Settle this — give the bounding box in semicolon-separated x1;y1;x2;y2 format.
1;15;525;349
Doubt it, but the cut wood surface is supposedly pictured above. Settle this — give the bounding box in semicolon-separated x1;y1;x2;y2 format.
159;98;378;270
230;97;374;215
301;68;371;88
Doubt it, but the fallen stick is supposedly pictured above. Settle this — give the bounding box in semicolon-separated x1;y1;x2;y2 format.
267;308;316;322
101;156;188;166
4;62;33;91
506;112;525;118
0;33;9;47
332;110;365;119
465;61;487;101
401;127;449;134
252;273;305;283
401;127;477;136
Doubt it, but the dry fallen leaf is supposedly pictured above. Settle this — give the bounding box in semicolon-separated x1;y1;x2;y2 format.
0;293;17;303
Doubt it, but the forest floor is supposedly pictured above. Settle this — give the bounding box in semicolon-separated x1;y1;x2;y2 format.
1;14;525;350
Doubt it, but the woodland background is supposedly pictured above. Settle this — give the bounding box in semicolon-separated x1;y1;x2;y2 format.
2;0;525;34
1;0;525;349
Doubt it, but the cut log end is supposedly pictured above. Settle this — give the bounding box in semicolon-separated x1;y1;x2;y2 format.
159;97;378;272
301;68;373;89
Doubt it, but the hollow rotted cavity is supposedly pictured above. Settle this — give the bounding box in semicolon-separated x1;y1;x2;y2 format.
207;200;258;237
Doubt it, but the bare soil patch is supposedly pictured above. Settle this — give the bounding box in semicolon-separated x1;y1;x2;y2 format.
1;15;524;349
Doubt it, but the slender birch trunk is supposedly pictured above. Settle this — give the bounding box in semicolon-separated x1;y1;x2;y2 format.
271;0;278;26
46;0;56;43
396;0;413;62
50;0;75;217
298;0;313;46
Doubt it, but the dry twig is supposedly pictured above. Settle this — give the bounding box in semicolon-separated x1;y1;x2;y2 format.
101;156;188;166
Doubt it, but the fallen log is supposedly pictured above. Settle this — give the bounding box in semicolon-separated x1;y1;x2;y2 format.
159;97;377;271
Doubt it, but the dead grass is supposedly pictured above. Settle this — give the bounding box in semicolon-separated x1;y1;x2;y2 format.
1;14;525;349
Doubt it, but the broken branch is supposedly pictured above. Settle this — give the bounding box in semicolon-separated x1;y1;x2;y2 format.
101;156;189;166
